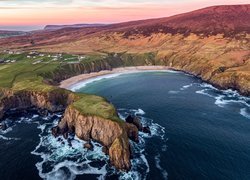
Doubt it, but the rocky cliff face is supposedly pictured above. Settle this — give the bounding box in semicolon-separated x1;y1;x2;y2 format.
52;106;139;170
0;88;74;119
0;88;139;171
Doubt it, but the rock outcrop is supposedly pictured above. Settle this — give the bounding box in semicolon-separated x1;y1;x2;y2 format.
125;115;151;136
51;106;140;171
0;88;142;171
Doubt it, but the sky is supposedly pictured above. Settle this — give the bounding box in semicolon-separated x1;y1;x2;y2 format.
0;0;249;31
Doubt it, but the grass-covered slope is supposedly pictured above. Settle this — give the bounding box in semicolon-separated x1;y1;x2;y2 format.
0;52;125;120
0;5;249;95
0;52;140;171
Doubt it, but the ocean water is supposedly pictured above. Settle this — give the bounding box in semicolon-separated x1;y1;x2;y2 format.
1;71;250;180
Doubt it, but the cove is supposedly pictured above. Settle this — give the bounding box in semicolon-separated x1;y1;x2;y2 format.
74;70;250;180
0;70;250;180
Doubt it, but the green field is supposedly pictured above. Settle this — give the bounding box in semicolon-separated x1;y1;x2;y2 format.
0;52;123;120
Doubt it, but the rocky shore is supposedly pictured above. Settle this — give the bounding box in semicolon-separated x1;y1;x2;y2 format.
0;87;150;171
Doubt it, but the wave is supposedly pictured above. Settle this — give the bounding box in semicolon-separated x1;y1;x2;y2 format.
168;90;179;94
29;113;110;180
155;154;168;180
240;108;250;119
0;134;20;141
70;73;122;91
0;107;166;179
133;108;146;115
70;70;180;91
26;108;167;180
196;83;250;119
180;83;194;90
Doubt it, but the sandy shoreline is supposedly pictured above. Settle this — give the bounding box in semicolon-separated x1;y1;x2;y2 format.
60;66;170;89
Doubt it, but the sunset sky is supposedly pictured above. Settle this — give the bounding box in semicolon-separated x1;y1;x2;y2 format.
0;0;249;31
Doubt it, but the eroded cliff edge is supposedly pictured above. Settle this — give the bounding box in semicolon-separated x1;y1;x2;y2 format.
0;87;139;171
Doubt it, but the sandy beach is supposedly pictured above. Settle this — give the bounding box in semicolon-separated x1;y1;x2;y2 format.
60;66;170;89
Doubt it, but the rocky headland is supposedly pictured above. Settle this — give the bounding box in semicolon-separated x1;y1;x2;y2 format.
0;86;149;171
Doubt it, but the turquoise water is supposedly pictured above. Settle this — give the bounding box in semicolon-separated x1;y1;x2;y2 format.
0;70;250;180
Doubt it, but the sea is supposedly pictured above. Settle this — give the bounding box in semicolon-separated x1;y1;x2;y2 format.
1;70;250;180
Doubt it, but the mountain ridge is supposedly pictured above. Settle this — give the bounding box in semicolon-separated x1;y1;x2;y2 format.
44;24;107;31
0;4;250;49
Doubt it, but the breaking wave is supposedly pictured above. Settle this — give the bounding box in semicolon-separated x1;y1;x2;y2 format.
195;83;250;119
155;154;168;179
0;108;166;180
240;108;250;120
70;70;179;91
180;83;195;90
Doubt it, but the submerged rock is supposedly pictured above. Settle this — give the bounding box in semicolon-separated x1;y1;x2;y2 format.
125;114;151;135
125;123;139;143
143;126;151;135
125;115;143;131
38;109;49;116
102;146;109;155
84;141;94;151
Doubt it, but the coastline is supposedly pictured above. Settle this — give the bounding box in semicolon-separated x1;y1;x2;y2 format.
59;66;170;90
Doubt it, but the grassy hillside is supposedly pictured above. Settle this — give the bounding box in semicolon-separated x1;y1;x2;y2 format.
0;52;125;120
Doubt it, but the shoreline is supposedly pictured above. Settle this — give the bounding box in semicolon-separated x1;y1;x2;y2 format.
59;66;171;90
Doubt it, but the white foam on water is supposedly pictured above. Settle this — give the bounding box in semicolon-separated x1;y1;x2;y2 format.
70;73;122;91
0;126;13;134
214;95;227;108
117;108;166;179
0;116;36;140
1;105;166;179
0;132;20;141
180;83;194;90
240;108;250;119
195;83;250;119
168;90;179;94
32;121;109;180
33;114;39;118
155;154;168;180
199;83;218;90
195;89;215;98
0;134;20;141
0;134;10;140
134;109;146;115
70;70;180;91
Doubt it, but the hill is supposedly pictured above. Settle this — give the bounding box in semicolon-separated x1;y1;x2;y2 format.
0;4;249;96
0;30;27;39
44;24;106;31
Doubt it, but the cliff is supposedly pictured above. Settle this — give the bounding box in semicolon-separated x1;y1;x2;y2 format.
39;52;250;96
53;106;138;170
0;87;139;171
